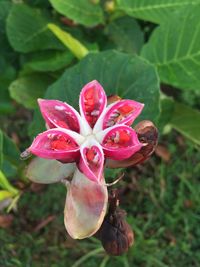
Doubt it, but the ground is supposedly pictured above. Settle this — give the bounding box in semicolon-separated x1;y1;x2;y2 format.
0;132;200;267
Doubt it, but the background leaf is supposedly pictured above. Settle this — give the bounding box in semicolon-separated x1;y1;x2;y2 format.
105;16;144;54
0;171;18;195
170;102;200;145
6;3;64;53
9;74;54;109
49;0;104;26
141;6;200;91
24;50;74;72
116;0;200;24
46;50;160;123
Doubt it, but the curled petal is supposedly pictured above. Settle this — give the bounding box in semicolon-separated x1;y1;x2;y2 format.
38;99;81;132
28;128;84;161
79;80;107;129
26;158;75;184
96;125;142;160
94;100;144;132
79;139;104;183
106;120;158;168
64;169;108;239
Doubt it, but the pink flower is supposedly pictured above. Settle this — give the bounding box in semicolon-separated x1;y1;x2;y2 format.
27;80;144;239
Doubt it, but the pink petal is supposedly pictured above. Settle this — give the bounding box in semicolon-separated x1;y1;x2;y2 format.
79;80;107;129
64;169;108;239
28;128;84;162
38;99;81;132
79;139;104;183
94;100;144;132
96;125;142;160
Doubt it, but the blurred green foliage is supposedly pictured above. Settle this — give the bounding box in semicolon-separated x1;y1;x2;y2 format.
0;0;200;266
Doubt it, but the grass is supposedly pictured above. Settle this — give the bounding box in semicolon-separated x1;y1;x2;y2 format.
0;132;200;267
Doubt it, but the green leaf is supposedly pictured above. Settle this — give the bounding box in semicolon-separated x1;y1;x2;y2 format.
28;108;46;138
26;158;75;184
48;24;89;60
157;96;174;132
49;0;104;26
141;6;200;91
0;130;3;168
0;58;16;114
116;0;200;24
170;102;200;145
0;171;18;195
105;16;144;54
25;50;74;72
9;74;54;109
6;3;64;53
46;50;160;123
0;190;13;201
0;130;20;169
0;1;11;32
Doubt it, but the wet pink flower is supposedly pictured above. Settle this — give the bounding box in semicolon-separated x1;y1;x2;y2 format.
27;80;144;239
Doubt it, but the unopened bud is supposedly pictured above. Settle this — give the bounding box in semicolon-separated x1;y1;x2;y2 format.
105;1;115;13
107;95;121;105
96;190;134;256
97;209;134;256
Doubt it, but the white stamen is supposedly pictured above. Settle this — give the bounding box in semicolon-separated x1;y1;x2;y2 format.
114;131;120;143
91;110;100;116
110;112;119;118
106;120;115;127
47;134;53;139
93;154;99;164
55;105;65;111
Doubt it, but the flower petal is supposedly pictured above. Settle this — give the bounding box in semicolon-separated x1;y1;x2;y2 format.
79;80;107;129
64;169;108;239
94;100;144;132
106;120;158;168
26;157;75;184
79;138;104;183
28;128;84;161
96;125;142;160
38;99;81;132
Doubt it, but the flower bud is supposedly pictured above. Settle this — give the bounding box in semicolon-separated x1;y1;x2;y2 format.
97;208;134;256
96;190;134;256
107;95;121;105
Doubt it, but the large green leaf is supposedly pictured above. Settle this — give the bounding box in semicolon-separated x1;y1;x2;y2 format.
116;0;200;24
46;50;160;123
157;96;174;133
105;16;144;54
25;50;74;72
9;74;54;109
49;0;104;27
6;3;64;52
0;1;11;32
170;103;200;145
141;6;200;91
